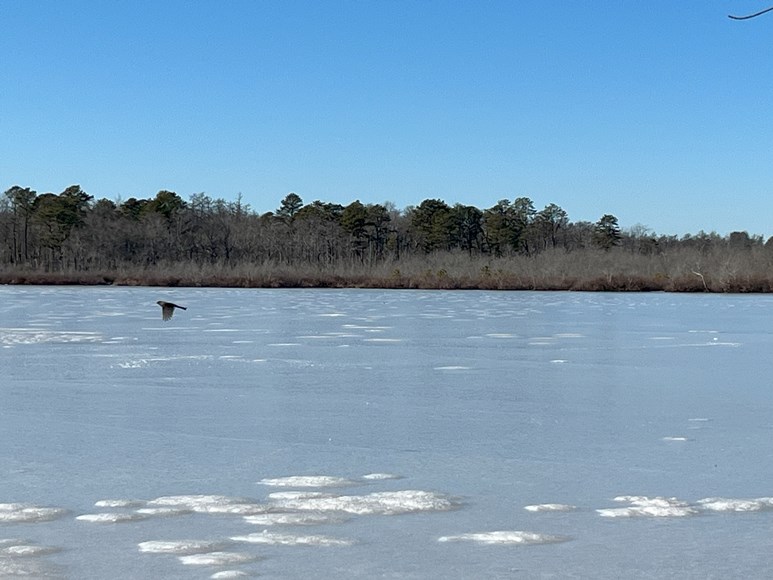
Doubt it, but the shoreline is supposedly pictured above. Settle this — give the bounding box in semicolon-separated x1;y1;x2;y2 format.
1;272;769;293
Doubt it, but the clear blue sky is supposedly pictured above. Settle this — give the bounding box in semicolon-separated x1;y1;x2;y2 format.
2;1;771;237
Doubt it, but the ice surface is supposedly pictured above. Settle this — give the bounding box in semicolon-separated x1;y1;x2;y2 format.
1;287;772;579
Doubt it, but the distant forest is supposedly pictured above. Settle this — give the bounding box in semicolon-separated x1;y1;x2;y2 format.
2;185;772;292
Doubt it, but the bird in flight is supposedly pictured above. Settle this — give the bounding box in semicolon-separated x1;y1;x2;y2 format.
157;300;187;321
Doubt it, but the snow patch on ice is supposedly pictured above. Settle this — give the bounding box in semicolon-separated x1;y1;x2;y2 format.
697;497;773;513
266;491;336;501
597;496;698;518
138;540;231;554
269;490;459;515
361;473;402;481
244;513;347;526
135;507;193;517
146;495;267;515
438;531;570;545
76;512;150;524
94;499;146;508
524;503;577;512
211;572;250;579
0;328;102;346
0;503;68;523
0;541;61;557
116;355;212;368
258;475;358;488
231;531;354;547
148;495;254;509
178;551;258;566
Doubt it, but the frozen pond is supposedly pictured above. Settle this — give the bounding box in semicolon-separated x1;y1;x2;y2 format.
1;287;772;578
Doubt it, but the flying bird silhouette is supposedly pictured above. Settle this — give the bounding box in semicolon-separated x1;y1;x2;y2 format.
157;300;187;321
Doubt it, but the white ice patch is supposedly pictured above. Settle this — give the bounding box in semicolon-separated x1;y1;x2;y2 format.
76;512;150;523
697;497;773;513
485;333;516;339
211;572;249;579
434;366;470;371
232;531;354;547
178;551;258;566
524;504;577;513
597;496;698;518
258;476;358;488
661;436;689;442
554;333;584;338
269;490;459;515
94;499;146;508
244;513;347;526
0;503;68;523
363;338;402;343
135;507;193;517
138;540;231;555
0;540;61;558
0;328;102;346
550;359;568;364
116;355;212;368
361;473;402;481
0;559;53;577
147;495;263;515
438;531;570;545
266;491;336;501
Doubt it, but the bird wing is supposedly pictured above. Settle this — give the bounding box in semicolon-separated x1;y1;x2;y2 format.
162;303;175;321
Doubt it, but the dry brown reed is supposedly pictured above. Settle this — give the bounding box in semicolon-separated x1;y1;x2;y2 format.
2;245;772;292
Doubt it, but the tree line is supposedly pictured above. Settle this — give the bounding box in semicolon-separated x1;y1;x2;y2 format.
1;185;771;291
